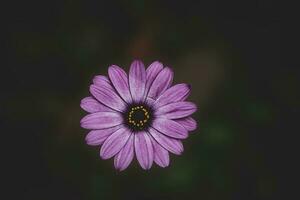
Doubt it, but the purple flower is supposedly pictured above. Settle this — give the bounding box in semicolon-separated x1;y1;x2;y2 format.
80;60;197;171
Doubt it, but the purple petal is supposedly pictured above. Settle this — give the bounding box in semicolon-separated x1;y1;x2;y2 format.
145;97;155;107
90;84;126;112
152;118;188;139
80;97;113;113
108;65;132;103
80;111;123;129
100;127;132;159
85;126;120;146
154;83;191;108
129;60;146;103
134;131;154;170
93;75;110;86
148;127;184;155
114;134;134;171
155;101;197;119
175;117;197;131
147;67;173;100
151;137;170;167
144;61;163;98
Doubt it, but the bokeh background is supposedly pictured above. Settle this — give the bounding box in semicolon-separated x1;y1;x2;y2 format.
4;0;293;200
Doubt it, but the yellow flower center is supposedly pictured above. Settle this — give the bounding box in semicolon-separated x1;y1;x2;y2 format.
127;105;151;130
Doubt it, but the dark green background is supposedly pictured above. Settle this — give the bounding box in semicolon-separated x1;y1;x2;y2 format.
4;1;292;200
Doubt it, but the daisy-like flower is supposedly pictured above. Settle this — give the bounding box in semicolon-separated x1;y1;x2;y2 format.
80;60;197;171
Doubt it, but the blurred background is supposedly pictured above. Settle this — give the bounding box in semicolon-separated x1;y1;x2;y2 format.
3;0;293;200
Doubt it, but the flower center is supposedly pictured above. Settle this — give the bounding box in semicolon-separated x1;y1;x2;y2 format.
124;104;152;131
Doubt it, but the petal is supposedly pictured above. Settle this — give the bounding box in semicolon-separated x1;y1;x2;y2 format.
114;134;134;171
134;131;154;170
144;61;164;98
151;137;170;168
147;67;173;100
145;97;155;106
152;118;188;139
108;65;132;103
85;126;121;146
80;97;113;113
153;84;191;108
90;84;126;112
80;111;123;129
129;60;146;103
148;127;184;155
155;102;197;119
175;117;197;132
93;75;110;86
100;127;132;159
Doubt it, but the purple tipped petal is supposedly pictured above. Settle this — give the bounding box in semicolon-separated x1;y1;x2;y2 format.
144;61;164;98
134;132;154;170
147;67;173;100
85;126;120;146
175;117;197;131
90;84;126;112
155;102;197;119
108;65;132;103
114;134;134;171
151;137;170;167
154;84;191;108
100;127;132;159
152;118;188;139
80;112;123;129
80;97;113;113
148;127;184;155
129;60;146;103
93;75;110;86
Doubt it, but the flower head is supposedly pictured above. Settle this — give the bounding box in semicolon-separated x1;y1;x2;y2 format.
80;60;197;171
